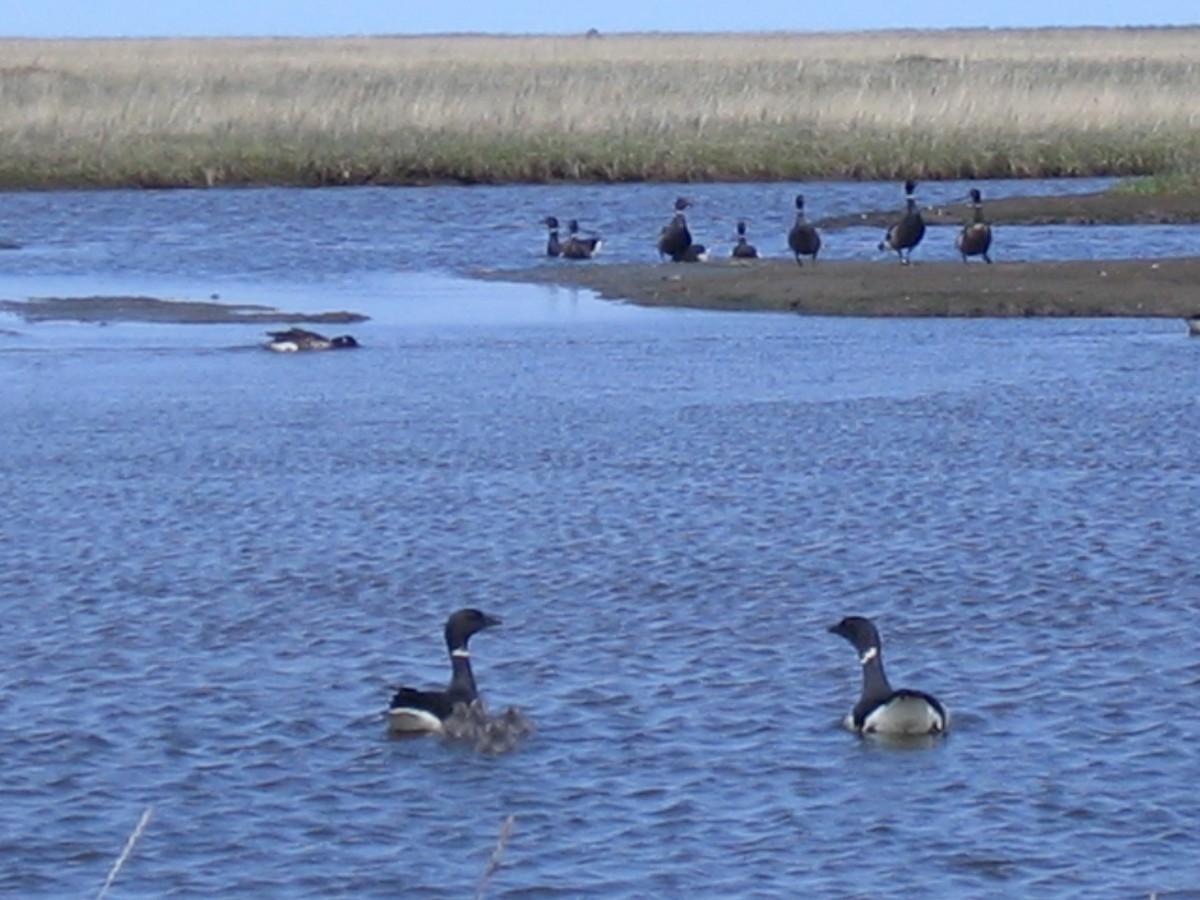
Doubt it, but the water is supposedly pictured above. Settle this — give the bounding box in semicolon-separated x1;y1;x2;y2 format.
2;181;1200;898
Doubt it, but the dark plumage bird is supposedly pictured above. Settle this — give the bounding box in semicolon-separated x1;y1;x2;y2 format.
542;216;562;257
388;608;502;735
657;197;694;262
561;219;604;259
1186;314;1200;336
879;179;926;264
829;615;948;737
956;188;993;263
263;327;359;352
731;220;759;259
786;194;821;266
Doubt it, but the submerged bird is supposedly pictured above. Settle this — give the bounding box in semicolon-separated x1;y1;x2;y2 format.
263;327;359;352
731;220;759;259
388;608;502;735
829;615;948;737
956;188;993;263
879;179;926;264
786;194;821;266
561;219;604;259
542;216;563;257
657;197;695;262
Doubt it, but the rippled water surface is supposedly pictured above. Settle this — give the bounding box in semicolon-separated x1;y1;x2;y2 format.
2;182;1200;898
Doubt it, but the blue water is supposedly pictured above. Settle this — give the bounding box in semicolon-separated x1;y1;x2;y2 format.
2;181;1200;899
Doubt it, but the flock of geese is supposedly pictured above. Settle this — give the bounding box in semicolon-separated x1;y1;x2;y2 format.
387;608;948;751
542;179;995;267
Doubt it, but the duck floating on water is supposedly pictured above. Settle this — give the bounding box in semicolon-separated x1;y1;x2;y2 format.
879;179;926;264
387;608;502;735
829;615;948;738
956;188;993;263
264;327;359;352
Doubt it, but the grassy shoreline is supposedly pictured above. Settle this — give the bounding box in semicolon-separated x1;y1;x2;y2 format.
3;29;1200;189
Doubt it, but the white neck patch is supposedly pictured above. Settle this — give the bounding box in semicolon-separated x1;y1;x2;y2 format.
451;648;470;659
859;647;878;665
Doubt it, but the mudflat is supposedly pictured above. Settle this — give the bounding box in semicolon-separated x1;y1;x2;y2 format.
0;295;368;325
488;256;1198;318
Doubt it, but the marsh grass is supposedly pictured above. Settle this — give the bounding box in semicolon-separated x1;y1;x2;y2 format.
2;29;1200;187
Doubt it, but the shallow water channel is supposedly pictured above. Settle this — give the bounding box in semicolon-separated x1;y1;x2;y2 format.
2;181;1199;897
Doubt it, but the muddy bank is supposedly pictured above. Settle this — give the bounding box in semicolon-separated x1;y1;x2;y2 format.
0;295;369;325
485;256;1200;319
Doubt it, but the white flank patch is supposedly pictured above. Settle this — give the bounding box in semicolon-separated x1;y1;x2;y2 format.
267;341;299;353
386;707;445;735
862;695;945;736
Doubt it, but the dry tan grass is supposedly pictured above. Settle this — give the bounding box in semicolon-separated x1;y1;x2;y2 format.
1;28;1199;186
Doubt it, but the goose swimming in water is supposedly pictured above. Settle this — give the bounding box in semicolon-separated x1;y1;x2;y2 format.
1186;314;1200;336
387;608;501;735
879;179;926;264
657;197;695;262
956;188;993;263
731;220;759;259
787;194;821;266
561;219;604;259
542;216;563;257
829;615;948;737
264;327;359;352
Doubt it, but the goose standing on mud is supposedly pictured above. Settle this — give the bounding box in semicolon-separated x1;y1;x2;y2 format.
388;608;502;735
731;220;759;259
263;327;359;352
956;188;993;263
561;219;604;259
829;615;948;737
542;216;563;257
787;194;821;266
879;179;926;264
658;196;695;262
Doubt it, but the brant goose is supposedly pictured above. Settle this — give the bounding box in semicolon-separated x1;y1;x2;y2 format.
829;615;948;737
787;194;821;266
1186;314;1200;336
542;216;563;257
731;220;759;259
561;219;603;259
878;179;926;264
388;608;501;735
956;188;993;263
264;327;359;352
657;197;694;262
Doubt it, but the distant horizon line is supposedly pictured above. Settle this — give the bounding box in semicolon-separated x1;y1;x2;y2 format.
2;22;1198;41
